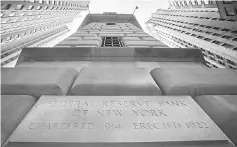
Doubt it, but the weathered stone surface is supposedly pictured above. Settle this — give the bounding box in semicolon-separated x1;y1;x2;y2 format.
124;40;168;47
126;34;150;37
58;40;101;47
136;62;206;72
1;95;37;146
82;37;102;42
70;34;97;37
1;67;78;97
150;68;237;97
69;67;161;95
18;61;90;72
7;96;232;147
98;33;124;37
122;37;141;41
194;95;237;145
140;37;157;41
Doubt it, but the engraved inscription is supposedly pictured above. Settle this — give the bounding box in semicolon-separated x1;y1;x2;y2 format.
29;122;95;130
29;99;211;132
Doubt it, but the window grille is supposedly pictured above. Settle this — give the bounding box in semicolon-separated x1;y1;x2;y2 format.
101;37;123;47
106;22;116;25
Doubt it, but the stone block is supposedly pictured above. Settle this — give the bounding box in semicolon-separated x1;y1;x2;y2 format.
141;37;157;41
127;46;150;48
65;37;82;41
69;67;161;95
98;34;125;37
70;34;97;37
88;30;100;33
1;95;37;146
194;95;237;146
100;29;122;32
7;95;233;147
91;57;134;62
68;40;101;47
135;62;206;72
152;45;169;48
17;61;90;72
83;37;102;42
150;68;237;97
91;47;134;57
122;37;141;41
124;40;166;47
126;34;150;37
57;40;81;45
16;47;92;63
73;32;88;34
1;67;78;97
97;32;131;34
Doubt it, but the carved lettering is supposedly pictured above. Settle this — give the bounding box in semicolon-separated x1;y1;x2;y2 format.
132;109;167;116
133;122;184;130
29;122;95;130
72;110;88;117
157;100;188;107
97;110;126;116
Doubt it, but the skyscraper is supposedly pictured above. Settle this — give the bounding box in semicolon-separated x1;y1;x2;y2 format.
1;0;90;67
146;0;237;70
1;12;237;147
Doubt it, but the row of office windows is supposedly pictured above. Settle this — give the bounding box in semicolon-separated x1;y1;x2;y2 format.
1;26;67;67
1;21;68;47
156;8;218;13
1;2;85;11
153;16;237;34
156;22;237;51
34;29;68;47
149;25;237;70
153;12;236;22
25;0;85;7
171;0;236;7
152;18;237;43
1;14;72;24
151;32;183;48
1;11;74;18
1;14;73;36
149;17;237;42
170;0;216;7
1;54;19;67
148;27;233;69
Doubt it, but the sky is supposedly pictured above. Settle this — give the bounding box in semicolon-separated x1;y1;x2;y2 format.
68;0;169;33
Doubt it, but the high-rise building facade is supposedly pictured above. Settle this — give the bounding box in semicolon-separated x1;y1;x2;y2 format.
146;0;237;70
1;12;237;147
0;0;90;67
54;13;168;48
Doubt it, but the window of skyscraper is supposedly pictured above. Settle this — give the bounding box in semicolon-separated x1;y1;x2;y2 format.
27;5;34;10
106;23;116;25
203;0;209;4
225;8;235;16
15;5;24;10
36;6;42;10
2;4;12;10
221;35;232;39
232;38;237;42
197;0;202;4
222;43;234;49
222;0;234;4
102;37;123;47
